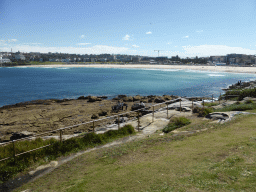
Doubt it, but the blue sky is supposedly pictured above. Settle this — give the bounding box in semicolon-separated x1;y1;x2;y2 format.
1;0;256;57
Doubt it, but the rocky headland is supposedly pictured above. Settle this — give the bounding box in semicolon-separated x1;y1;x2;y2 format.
0;94;185;142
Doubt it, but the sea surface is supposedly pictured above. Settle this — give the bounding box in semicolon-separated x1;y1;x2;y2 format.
1;66;256;107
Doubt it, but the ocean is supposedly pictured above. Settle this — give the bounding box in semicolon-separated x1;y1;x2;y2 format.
1;66;256;107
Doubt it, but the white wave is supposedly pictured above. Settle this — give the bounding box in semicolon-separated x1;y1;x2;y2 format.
142;68;181;72
15;66;28;68
56;68;70;70
208;74;225;77
184;70;208;73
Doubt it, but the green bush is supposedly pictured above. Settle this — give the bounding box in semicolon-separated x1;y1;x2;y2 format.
235;101;241;105
224;88;256;101
163;117;191;133
0;124;135;182
193;107;213;117
245;100;253;104
215;103;256;112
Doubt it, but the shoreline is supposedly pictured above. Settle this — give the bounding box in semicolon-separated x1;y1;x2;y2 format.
20;64;256;74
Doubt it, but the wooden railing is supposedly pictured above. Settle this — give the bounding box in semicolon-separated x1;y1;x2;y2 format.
0;94;223;162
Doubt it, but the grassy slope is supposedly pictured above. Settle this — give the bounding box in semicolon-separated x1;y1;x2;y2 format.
16;114;256;192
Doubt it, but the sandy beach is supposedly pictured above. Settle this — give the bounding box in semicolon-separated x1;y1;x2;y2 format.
24;64;256;74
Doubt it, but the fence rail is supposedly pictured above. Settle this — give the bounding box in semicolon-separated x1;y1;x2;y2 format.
0;93;222;162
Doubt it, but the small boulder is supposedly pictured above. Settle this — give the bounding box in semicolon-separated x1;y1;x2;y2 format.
118;95;127;99
123;96;133;102
10;131;34;141
77;96;88;100
88;96;102;102
163;95;172;100
91;114;98;119
99;111;108;116
115;117;128;124
133;95;141;101
154;97;165;103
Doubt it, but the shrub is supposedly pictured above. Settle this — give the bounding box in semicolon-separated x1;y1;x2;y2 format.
172;117;191;127
245;100;253;104
163;117;191;133
199;108;214;117
235;101;241;105
193;107;213;117
225;88;256;101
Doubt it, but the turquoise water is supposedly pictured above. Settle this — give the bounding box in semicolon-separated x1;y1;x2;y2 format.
1;66;255;107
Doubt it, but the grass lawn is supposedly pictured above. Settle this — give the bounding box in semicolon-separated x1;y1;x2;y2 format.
16;114;256;192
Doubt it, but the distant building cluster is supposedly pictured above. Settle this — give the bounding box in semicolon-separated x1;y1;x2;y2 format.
0;51;255;66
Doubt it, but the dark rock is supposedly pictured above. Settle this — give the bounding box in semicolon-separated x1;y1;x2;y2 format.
118;95;127;99
74;131;82;134
88;96;102;102
77;96;88;100
99;111;108;116
10;131;34;141
91;114;98;119
163;95;172;100
154;97;165;103
115;117;128;124
123;96;133;102
133;95;141;101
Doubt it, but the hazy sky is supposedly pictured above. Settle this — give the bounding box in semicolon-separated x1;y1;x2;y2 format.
1;0;256;57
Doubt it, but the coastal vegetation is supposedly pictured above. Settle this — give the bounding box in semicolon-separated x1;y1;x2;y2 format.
225;88;256;100
0;125;135;183
215;101;256;112
162;117;191;133
15;114;256;191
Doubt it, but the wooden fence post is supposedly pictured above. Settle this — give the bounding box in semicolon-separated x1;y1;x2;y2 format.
166;103;168;118
12;140;16;162
152;106;154;122
219;93;221;104
180;99;181;113
118;115;120;130
212;94;214;103
203;100;204;109
137;111;140;132
192;100;194;112
60;130;63;143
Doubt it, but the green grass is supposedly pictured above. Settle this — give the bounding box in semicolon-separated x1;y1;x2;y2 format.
0;125;135;183
15;114;256;192
215;102;256;112
203;102;219;107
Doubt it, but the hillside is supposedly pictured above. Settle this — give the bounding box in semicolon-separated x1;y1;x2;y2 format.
14;112;256;191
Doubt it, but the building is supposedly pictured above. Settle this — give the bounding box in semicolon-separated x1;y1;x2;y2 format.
0;54;11;63
15;52;26;60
